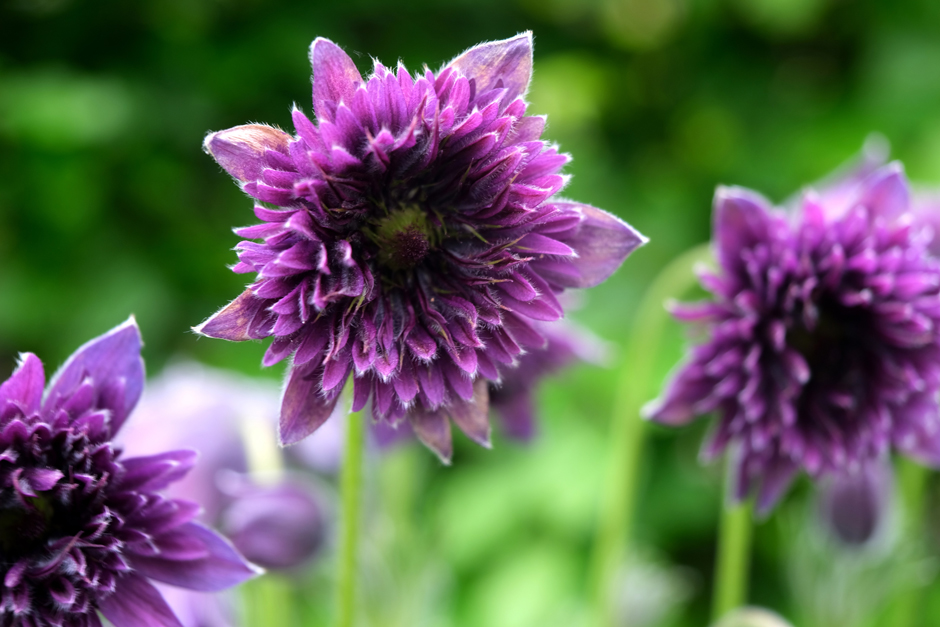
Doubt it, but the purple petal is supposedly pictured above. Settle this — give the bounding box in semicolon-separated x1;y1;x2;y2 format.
119;450;198;492
193;289;268;341
310;38;363;123
0;353;45;415
713;186;775;273
447;379;491;448
131;522;262;592
98;574;184;627
858;162;910;220
44;317;144;436
447;32;533;103
554;203;647;288
409;406;453;464
203;124;291;183
280;363;342;446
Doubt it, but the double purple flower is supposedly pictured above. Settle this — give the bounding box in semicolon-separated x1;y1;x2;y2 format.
647;161;940;511
196;33;645;461
0;320;258;627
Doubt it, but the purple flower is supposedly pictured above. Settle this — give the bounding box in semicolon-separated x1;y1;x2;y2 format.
490;320;607;440
195;33;646;462
0;320;259;627
121;362;329;572
645;162;940;512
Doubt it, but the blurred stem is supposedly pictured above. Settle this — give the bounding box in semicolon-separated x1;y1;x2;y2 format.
335;407;365;627
243;574;294;627
887;459;930;627
712;481;752;622
589;243;714;626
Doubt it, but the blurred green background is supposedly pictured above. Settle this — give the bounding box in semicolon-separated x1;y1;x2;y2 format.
3;0;940;625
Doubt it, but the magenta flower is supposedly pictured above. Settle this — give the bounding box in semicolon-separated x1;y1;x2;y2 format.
646;163;940;512
0;320;259;627
195;33;645;462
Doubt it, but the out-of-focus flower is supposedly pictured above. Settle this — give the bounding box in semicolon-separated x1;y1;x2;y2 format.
196;33;646;462
0;319;258;627
217;474;326;571
818;461;891;547
712;607;794;627
490;320;607;440
121;362;328;572
646;162;940;512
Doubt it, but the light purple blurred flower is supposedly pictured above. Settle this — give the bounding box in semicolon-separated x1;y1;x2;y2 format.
121;362;328;572
195;33;646;462
0;320;258;627
647;161;940;512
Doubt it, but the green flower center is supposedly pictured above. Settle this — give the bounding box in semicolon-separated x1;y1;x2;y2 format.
369;206;435;272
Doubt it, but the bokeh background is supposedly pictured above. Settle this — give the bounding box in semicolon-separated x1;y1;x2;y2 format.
3;0;940;625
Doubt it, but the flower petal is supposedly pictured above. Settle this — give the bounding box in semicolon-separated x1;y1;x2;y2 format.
193;289;267;341
98;574;184;627
280;362;342;446
44;317;144;436
0;353;45;416
409;406;453;464
118;450;198;492
713;186;775;273
310;37;363;123
203;124;291;184
447;32;534;104
131;522;262;592
858;161;910;220
447;379;491;448
553;202;647;288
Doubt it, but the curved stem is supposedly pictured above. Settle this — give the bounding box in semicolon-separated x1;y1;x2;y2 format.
589;243;714;626
712;478;752;622
335;407;365;627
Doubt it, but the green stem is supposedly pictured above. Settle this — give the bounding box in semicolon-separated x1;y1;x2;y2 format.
712;479;752;622
335;408;365;627
589;243;714;626
887;459;929;627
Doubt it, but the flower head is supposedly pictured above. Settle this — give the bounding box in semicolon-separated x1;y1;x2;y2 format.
0;320;258;627
646;162;940;512
196;33;645;461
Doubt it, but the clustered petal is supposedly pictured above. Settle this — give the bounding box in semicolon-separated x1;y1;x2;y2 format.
646;162;940;512
196;33;645;460
0;320;258;627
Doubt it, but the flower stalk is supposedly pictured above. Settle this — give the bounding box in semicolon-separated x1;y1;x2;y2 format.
590;243;713;625
335;406;366;627
712;476;753;622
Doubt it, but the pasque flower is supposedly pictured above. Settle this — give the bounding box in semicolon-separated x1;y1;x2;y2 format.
646;162;940;511
196;32;645;461
0;320;258;627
